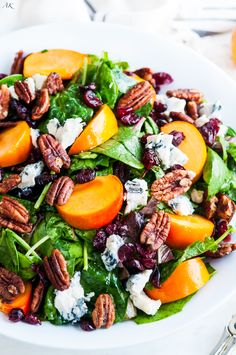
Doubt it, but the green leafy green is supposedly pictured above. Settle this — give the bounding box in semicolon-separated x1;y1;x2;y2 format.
227;143;236;161
81;257;129;322
0;74;23;86
226;127;236;137
69;153;110;173
203;148;231;197
135;103;153;118
43;286;68;325
0;229;19;273
18;253;38;280
135;295;193;324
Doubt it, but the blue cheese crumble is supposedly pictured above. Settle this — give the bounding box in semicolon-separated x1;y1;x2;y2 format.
124;178;148;214
18;161;44;189
146;133;188;170
54;272;94;323
126;270;161;315
168;195;194;216
46;117;84;149
101;234;124;271
156;94;186;115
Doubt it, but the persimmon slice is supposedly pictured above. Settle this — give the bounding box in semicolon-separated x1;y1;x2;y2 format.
23;49;88;79
57;175;124;230
161;121;207;182
0;121;31;168
146;258;210;303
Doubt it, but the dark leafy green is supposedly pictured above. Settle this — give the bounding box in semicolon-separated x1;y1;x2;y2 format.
81;256;129;322
0;229;19;273
43;286;68;325
69;153;110;174
0;74;23;86
135;103;153;118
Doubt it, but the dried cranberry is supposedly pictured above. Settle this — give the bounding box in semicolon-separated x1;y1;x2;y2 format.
10;98;30;120
79;82;96;92
76;168;96;184
113;161;130;185
150;110;168;127
80;318;96;331
150;267;161;288
170;164;185;172
118;243;136;262
142;149;158;170
152;72;173;86
216;219;231;241
35;172;58;186
124;259;145;273
119;112;141;126
136;243;156;259
199;118;221;146
140;134;152;145
27;148;42;164
93;229;107;252
154;101;167;113
169;130;185;146
0;73;7;79
105;223;119;236
83;90;102;109
140;257;156;269
122;212;145;241
116;107;132;118
24;313;41;325
124;71;134;77
9;308;24;322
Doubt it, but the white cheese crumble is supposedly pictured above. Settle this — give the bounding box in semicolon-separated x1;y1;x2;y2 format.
146;133;188;170
126;270;161;315
190;189;204;204
168;195;194;216
8;85;19;100
32;73;47;91
195;115;209;128
125;298;137;319
18;161;44;189
101;234;124;271
199;101;222;119
156;94;186;115
124;178;148;214
30;128;40;147
54;272;94;322
47;117;84;149
24;77;36;98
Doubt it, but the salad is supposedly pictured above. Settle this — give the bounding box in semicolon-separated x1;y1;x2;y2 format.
0;48;235;330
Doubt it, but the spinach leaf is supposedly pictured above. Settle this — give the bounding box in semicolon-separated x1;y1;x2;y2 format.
203;148;231;197
81;257;129;322
112;68;136;94
135;295;193;324
135;103;152;118
39;84;93;131
69;153;110;173
0;229;19;273
18;253;37;280
96;62;119;108
43;286;68;325
0;74;23;86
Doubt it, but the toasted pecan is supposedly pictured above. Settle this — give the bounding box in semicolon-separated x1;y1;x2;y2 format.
92;294;115;329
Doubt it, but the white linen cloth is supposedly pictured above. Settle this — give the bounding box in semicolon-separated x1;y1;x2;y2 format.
0;1;236;354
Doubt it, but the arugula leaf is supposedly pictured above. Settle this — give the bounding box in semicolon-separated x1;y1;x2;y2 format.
0;74;23;86
81;257;129;322
203;148;231;197
135;295;193;324
0;229;19;273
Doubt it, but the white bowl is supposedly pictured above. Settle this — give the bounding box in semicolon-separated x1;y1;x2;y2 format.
0;22;236;351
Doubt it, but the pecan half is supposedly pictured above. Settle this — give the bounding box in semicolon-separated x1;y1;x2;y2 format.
0;85;10;120
166;89;203;104
45;72;64;95
92;294;115;329
38;134;70;173
206;243;236;258
31;280;45;313
0;174;21;194
186;101;198;119
32;88;50;120
0;267;25;302
43;249;70;291
45;176;74;206
10;50;25;74
217;194;235;222
0;196;32;233
117;81;154;112
151;169;194;202
204;196;218;220
134;67;155;86
14;81;35;104
169;111;194;124
140;211;170;251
